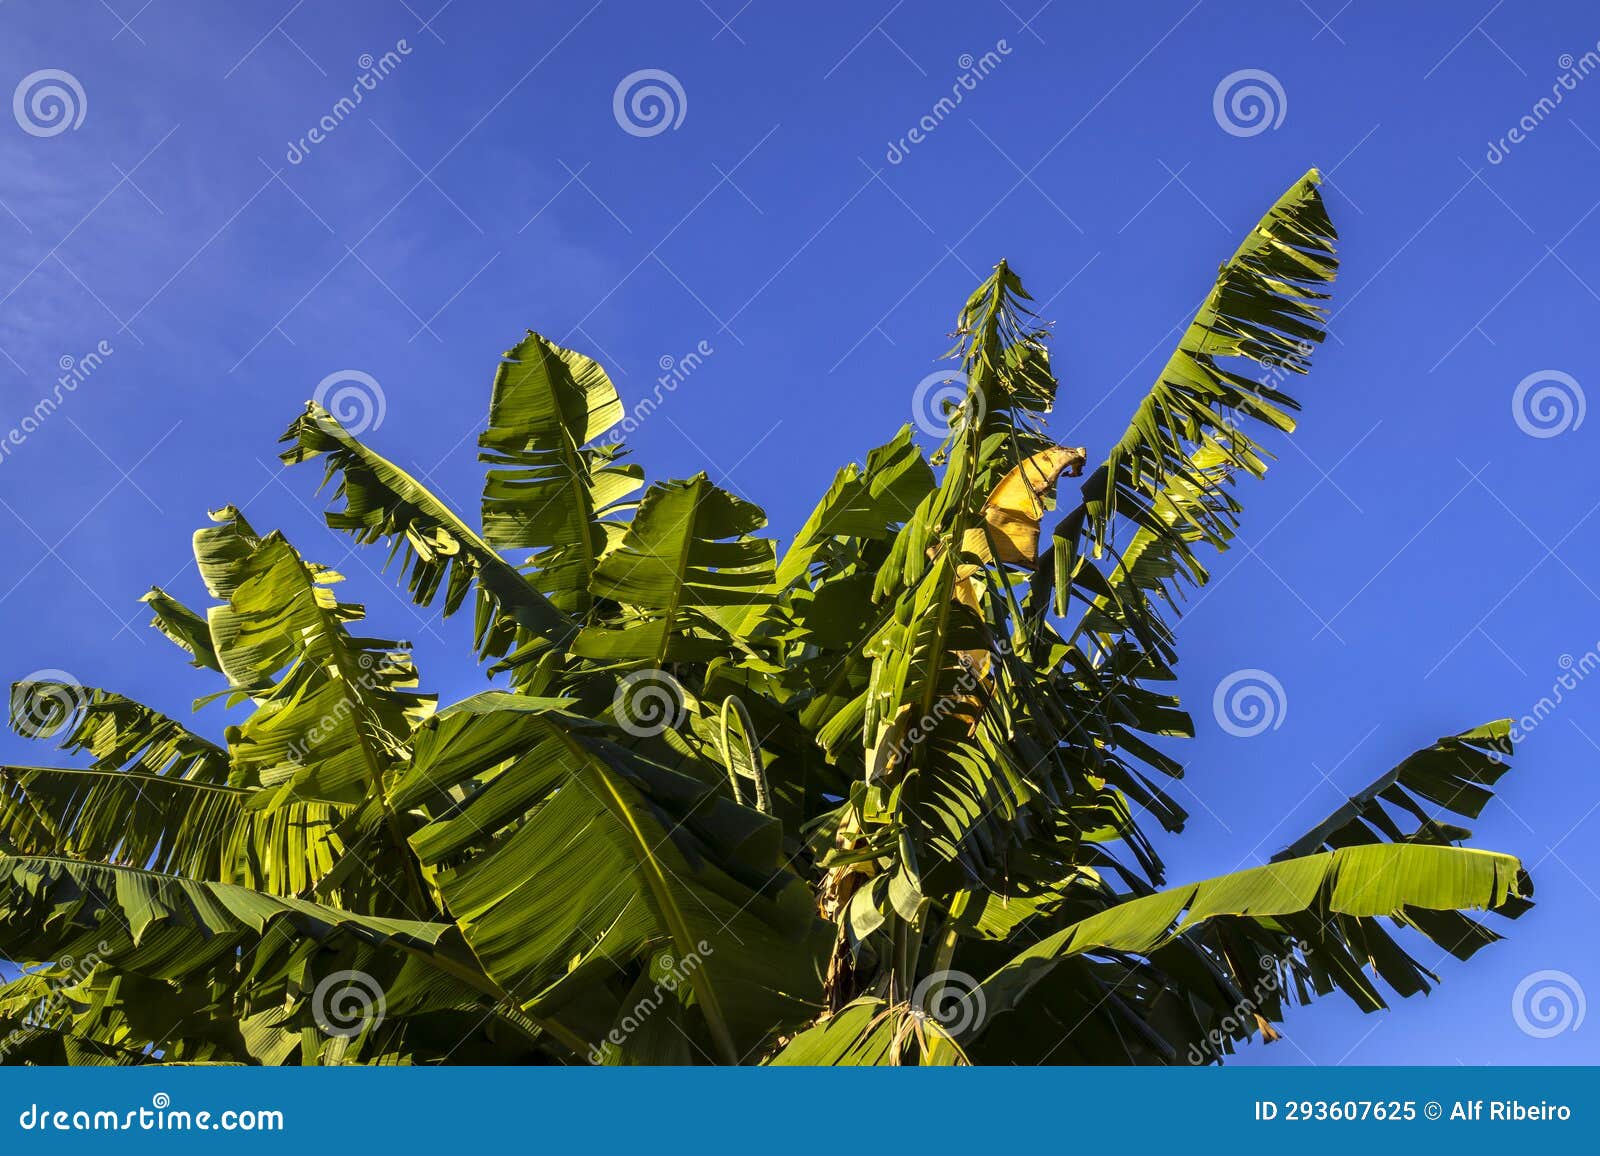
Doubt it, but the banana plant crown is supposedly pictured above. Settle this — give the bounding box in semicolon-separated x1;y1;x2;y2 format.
0;170;1532;1066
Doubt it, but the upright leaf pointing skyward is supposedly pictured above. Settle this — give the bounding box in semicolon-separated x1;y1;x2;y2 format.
1068;168;1337;559
480;332;643;615
573;474;776;668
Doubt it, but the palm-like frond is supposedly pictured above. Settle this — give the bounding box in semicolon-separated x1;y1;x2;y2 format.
0;685;363;905
974;843;1526;1042
192;508;432;809
1063;168;1336;566
280;405;576;690
0;853;524;1065
391;695;828;1063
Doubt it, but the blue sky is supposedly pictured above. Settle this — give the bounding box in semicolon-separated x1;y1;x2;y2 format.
2;0;1598;1065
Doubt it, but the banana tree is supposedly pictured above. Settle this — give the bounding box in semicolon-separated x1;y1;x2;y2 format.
0;169;1532;1066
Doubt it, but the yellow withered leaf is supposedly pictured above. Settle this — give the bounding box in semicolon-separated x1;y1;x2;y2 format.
953;563;993;683
954;563;984;612
977;445;1086;566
